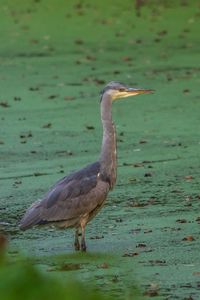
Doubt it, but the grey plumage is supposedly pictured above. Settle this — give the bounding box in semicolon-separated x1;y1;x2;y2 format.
20;162;109;229
19;81;153;251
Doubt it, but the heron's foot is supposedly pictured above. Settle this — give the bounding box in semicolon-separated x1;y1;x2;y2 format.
81;239;87;252
74;229;80;251
74;240;80;251
74;228;80;251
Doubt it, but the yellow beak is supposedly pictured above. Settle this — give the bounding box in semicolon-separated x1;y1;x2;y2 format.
125;88;154;96
114;88;154;100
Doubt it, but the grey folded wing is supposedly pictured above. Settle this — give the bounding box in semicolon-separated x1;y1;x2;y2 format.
19;162;109;230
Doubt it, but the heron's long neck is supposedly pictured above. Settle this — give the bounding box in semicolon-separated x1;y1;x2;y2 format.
99;94;117;189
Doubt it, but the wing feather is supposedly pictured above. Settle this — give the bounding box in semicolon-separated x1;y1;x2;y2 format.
19;162;107;230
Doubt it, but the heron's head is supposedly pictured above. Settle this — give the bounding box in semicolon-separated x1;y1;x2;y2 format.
100;81;154;101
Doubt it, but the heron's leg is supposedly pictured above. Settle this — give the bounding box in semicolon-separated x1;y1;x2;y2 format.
80;221;87;252
74;228;80;251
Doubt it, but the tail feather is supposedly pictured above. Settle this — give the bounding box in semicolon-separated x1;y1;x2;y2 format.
19;205;43;230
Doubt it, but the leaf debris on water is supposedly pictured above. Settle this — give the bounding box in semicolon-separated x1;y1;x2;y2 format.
182;235;195;241
42;123;52;128
0;101;10;108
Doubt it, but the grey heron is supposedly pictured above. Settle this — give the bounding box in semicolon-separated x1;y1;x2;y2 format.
19;81;153;251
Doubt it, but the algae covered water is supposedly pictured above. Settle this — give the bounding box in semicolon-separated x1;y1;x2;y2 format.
0;1;200;299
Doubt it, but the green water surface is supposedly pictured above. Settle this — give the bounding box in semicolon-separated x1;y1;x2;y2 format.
0;1;200;299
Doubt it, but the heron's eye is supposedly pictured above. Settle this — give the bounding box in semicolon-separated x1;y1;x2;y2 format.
119;88;125;92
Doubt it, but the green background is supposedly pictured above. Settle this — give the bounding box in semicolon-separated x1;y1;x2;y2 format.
0;0;200;299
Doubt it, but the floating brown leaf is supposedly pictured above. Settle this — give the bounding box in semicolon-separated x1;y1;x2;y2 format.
90;235;104;240
64;96;76;101
98;262;109;269
122;252;139;257
182;235;195;241
176;219;187;223
42;123;52;128
183;89;190;94
0;101;10;108
86;125;95;130
59;263;81;271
